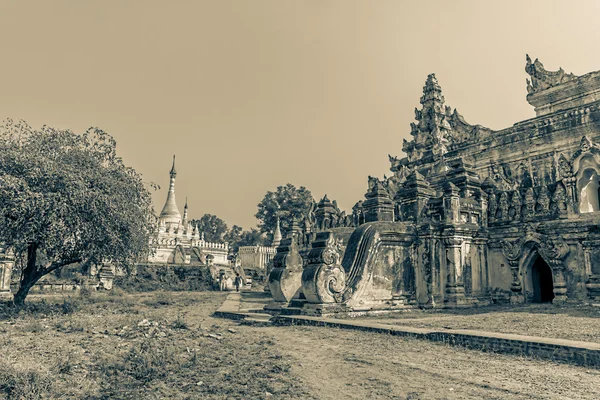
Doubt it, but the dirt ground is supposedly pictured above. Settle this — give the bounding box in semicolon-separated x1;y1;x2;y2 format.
349;303;600;344
1;291;600;399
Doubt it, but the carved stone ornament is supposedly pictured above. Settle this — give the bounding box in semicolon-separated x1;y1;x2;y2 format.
557;153;573;179
501;229;569;266
525;54;576;94
302;232;347;304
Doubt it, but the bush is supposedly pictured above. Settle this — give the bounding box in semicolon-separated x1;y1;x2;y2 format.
114;265;213;292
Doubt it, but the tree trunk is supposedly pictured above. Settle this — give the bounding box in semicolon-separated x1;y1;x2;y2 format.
13;243;39;306
13;275;39;306
12;242;82;306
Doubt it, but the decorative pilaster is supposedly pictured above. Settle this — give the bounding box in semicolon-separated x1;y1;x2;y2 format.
502;238;525;304
443;237;466;306
443;182;460;224
563;177;578;216
582;234;600;300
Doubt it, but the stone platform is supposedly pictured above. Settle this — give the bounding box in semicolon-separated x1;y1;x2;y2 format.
214;291;600;368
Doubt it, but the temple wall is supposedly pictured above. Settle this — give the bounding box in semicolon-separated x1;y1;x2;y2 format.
238;245;276;271
486;249;513;293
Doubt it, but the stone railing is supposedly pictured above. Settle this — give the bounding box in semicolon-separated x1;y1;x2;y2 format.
191;240;229;251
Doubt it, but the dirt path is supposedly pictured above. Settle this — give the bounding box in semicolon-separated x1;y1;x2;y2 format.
254;323;600;400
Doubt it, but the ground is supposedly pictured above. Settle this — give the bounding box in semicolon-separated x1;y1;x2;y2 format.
348;303;600;344
0;290;599;400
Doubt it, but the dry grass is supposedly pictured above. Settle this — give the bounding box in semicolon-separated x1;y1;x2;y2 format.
2;291;600;399
0;291;312;400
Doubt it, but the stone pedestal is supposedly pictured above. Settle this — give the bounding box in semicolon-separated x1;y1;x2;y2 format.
586;275;600;300
552;267;568;303
266;238;303;308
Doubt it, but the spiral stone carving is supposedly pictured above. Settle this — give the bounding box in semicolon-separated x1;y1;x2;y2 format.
301;232;347;304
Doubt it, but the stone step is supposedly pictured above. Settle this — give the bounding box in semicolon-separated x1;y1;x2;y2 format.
279;307;303;316
288;299;308;308
240;316;273;326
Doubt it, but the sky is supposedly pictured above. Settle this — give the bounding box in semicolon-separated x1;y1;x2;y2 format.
1;1;600;229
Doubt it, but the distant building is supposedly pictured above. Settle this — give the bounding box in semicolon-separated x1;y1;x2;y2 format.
148;156;229;265
0;247;14;300
237;216;281;273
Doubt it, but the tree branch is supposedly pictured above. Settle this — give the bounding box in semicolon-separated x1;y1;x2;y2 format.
42;258;82;276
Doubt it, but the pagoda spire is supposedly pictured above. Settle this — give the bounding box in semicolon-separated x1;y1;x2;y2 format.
404;73;453;159
159;155;182;225
182;197;189;224
170;155;177;178
272;216;282;248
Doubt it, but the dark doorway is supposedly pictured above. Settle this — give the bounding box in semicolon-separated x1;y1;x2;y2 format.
531;256;554;303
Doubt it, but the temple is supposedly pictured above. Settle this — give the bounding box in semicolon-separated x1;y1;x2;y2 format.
148;156;229;265
267;56;600;315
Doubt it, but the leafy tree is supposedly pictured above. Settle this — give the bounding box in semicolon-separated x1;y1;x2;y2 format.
0;120;156;305
237;229;267;248
255;184;314;238
191;214;228;243
223;225;243;248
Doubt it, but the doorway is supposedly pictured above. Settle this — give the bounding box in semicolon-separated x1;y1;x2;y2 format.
531;256;554;303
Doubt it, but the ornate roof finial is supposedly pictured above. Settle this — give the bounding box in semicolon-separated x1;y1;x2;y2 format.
525;54;576;94
170;155;177;178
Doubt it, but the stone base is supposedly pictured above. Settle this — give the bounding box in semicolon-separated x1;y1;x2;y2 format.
553;294;568;304
586;275;600;300
510;292;525;304
263;301;304;316
0;290;13;301
443;297;477;308
263;301;287;312
300;303;354;317
300;299;418;317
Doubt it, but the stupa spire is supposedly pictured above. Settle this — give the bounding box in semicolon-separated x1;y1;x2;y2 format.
272;215;282;248
170;155;177;178
182;197;189;223
159;155;182;225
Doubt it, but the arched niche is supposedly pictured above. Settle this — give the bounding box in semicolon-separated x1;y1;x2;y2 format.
520;243;555;303
575;156;600;213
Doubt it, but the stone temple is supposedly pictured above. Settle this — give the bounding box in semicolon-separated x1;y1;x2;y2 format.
148;156;229;266
267;56;600;315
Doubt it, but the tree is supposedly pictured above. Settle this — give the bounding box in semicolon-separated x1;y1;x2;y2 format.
191;214;228;243
255;184;314;238
237;229;267;248
0;120;156;305
223;225;243;248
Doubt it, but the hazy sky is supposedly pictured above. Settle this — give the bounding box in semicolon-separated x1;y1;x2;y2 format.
1;1;600;229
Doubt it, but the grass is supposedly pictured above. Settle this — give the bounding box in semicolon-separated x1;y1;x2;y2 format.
0;290;312;400
3;290;600;399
